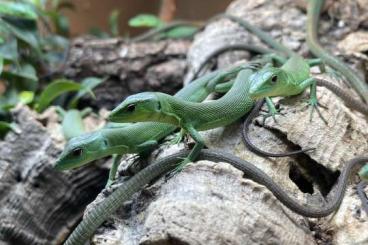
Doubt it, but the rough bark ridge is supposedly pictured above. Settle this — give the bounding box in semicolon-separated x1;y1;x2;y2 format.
0;106;107;245
64;38;190;110
88;0;368;245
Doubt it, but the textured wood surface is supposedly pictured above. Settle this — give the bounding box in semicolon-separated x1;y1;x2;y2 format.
90;0;368;244
64;38;190;110
0;106;108;245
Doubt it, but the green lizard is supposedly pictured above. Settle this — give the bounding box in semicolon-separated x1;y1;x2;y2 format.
248;54;329;122
108;57;271;169
64;149;368;245
307;0;368;104
248;55;368;118
214;12;368;106
55;64;251;182
55;42;276;168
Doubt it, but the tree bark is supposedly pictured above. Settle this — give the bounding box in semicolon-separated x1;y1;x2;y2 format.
64;38;190;110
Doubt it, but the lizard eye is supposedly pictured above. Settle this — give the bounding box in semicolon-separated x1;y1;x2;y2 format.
126;104;136;112
271;75;278;84
71;148;83;157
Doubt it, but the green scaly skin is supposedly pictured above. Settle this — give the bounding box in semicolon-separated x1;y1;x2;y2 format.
64;149;368;245
108;58;269;168
307;0;368;104
55;64;246;171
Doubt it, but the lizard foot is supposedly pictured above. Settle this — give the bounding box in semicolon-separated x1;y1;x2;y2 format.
166;157;191;179
105;179;114;188
303;98;328;125
259;106;285;125
170;132;183;145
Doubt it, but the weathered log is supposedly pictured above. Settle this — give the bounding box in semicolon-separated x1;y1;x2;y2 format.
64;38;191;110
0;106;108;245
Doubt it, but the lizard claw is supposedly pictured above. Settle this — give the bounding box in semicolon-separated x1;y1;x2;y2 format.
306;97;328;125
259;106;283;124
165;157;190;179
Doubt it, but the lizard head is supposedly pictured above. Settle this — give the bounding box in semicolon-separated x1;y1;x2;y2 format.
54;131;111;170
249;67;288;99
359;164;368;182
108;92;163;123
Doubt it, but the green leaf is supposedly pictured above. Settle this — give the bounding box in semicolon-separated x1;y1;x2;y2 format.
0;17;40;50
2;63;37;82
164;26;198;39
19;91;34;104
109;9;120;37
36;79;81;112
0;1;38;20
69;77;104;108
0;121;18;138
54;14;69;36
128;14;163;28
0;57;3;76
0;37;18;61
0;87;18;112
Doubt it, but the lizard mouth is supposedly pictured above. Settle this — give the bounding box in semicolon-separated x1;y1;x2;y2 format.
249;87;272;99
54;159;71;170
108;113;124;122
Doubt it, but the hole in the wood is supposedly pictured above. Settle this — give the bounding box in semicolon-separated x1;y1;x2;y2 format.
33;182;40;188
253;119;340;197
289;163;314;194
15;170;22;182
294;153;340;197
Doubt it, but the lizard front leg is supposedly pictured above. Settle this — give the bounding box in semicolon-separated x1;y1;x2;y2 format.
300;77;328;124
173;124;205;173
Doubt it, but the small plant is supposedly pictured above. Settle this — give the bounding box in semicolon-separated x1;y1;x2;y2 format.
128;13;199;40
0;0;76;138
